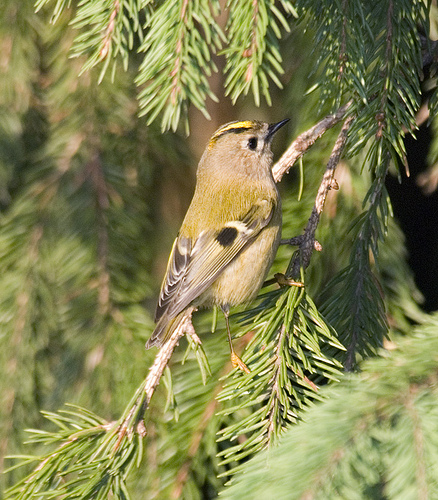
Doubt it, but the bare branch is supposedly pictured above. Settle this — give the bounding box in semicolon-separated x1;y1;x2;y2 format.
115;308;195;441
144;309;195;405
288;115;355;278
272;101;352;182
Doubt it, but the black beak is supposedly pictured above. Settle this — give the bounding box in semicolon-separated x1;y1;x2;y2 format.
266;118;289;141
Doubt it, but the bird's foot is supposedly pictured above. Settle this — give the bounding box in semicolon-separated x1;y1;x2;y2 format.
231;351;250;374
274;273;304;288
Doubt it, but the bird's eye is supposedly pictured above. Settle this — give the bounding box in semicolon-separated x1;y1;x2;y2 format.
247;137;258;150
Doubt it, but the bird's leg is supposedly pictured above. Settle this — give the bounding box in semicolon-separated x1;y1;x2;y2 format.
222;307;250;374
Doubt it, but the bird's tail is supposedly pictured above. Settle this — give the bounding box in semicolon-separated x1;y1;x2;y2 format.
145;311;187;349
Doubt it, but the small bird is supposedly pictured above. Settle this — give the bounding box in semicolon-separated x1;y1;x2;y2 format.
146;119;288;372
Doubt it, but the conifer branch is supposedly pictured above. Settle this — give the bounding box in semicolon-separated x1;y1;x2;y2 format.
244;0;260;83
224;0;293;106
144;312;194;404
339;0;348;80
99;0;120;60
287;114;354;278
170;0;189;106
267;323;287;445
219;323;438;500
121;308;195;430
137;0;222;131
343;270;366;371
4;311;197;499
375;0;394;141
272;100;352;182
0;226;42;472
343;158;390;371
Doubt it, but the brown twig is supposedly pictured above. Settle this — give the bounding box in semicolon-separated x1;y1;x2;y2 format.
144;309;195;405
100;0;120;60
115;308;195;439
272;100;352;182
288;115;355;278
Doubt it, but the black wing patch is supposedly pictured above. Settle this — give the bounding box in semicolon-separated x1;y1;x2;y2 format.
216;226;238;247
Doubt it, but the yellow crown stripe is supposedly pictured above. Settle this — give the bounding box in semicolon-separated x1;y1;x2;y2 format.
208;120;254;148
215;120;253;135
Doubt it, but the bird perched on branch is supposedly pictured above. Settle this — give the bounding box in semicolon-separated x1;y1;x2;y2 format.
146;119;288;372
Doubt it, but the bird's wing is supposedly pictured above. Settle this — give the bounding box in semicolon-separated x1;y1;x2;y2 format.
147;198;276;347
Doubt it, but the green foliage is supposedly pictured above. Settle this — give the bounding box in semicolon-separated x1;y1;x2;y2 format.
136;0;223;132
36;0;145;79
1;0;437;499
291;0;430;368
5;396;147;500
217;286;343;476
301;0;427;155
320;166;390;369
220;316;438;500
33;0;296;131
223;0;297;106
0;1;164;491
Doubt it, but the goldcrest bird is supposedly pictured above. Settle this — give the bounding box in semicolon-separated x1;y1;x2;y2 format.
146;119;288;372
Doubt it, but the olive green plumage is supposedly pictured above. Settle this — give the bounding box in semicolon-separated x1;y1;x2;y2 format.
146;119;288;352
